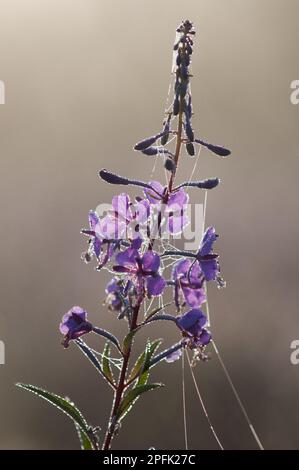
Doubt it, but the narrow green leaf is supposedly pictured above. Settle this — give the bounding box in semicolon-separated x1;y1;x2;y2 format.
138;339;162;386
122;327;140;355
16;383;95;449
75;423;94;450
127;350;146;383
102;342;115;386
144;302;172;322
117;383;163;419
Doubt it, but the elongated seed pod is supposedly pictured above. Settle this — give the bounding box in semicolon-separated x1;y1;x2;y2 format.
134;131;167;151
195;138;231;157
185;117;194;141
141;146;171;156
177;178;220;190
99;169;152;190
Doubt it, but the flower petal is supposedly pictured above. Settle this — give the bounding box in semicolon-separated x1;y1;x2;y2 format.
182;286;206;307
115;248;138;268
146;274;166;296
144;181;164;204
135;199;150;223
168;188;189;208
172;259;192;280
89;211;99;231
106;279;121;294
93;237;102;257
100;214;127;239
167;213;189;235
200;258;219;281
198;329;211;346
142;250;160;272
177;308;207;336
199;226;218;256
112;193;131;219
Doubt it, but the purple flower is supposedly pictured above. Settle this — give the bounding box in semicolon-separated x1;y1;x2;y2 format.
113;247;166;296
144;181;189;235
105;278;133;312
60;306;93;348
82;210;117;269
196;227;219;281
176;308;211;347
172;259;206;308
101;193;150;240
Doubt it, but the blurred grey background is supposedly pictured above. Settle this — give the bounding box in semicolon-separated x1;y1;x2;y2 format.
0;0;298;449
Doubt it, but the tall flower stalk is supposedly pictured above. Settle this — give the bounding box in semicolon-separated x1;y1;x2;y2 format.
17;20;231;451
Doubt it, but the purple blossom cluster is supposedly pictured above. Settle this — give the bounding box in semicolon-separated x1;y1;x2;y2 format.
61;218;221;354
60;20;230;358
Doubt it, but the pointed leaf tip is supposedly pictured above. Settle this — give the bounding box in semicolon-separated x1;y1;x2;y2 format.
16;383;96;449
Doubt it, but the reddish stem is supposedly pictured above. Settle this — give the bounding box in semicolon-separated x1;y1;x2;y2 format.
102;304;140;450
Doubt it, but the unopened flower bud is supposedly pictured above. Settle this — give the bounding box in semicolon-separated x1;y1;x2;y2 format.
197;178;220;189
186;142;195;156
99;169;130;185
177;178;220;190
185;117;194;141
141;146;162;156
164;158;176;172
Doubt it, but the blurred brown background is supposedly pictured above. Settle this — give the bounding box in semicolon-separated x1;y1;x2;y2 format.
0;0;298;450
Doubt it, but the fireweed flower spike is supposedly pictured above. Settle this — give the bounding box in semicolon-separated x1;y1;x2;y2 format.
18;20;234;451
